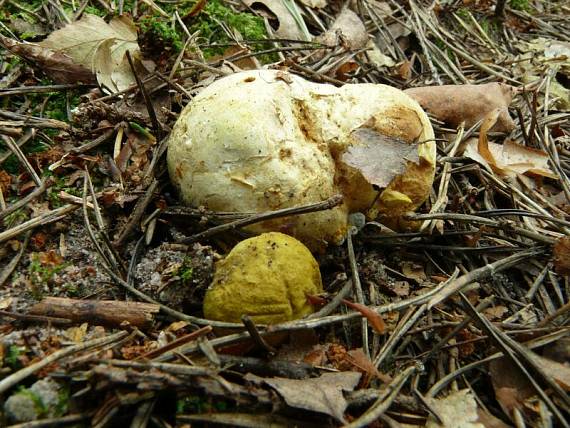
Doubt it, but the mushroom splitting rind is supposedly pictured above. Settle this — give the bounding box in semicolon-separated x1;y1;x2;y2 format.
167;70;436;249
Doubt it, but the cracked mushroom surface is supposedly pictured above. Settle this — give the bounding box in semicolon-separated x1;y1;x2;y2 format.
168;70;435;249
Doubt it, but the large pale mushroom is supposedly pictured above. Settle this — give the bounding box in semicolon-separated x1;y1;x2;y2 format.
168;70;436;249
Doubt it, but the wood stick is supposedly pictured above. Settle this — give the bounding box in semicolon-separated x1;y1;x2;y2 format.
28;297;160;329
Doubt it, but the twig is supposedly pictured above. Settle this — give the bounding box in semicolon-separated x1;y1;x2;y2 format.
427;328;570;397
179;194;343;244
0;177;52;222
0;231;31;286
0;331;128;394
427;248;544;309
347;227;369;358
343;365;417;428
373;305;427;368
241;315;276;355
458;293;569;426
113;178;160;247
125;51;163;140
1;134;42;186
137;326;213;360
6;413;90;428
0;204;78;244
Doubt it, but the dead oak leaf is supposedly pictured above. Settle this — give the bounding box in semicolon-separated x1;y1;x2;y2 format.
463;110;556;178
405;83;516;132
263;371;361;422
39;14;141;93
425;389;490;428
244;0;309;41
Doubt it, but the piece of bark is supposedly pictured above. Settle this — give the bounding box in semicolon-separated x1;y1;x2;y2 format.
28;297;160;329
405;83;516;132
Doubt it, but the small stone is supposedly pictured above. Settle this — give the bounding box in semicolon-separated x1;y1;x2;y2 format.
4;378;63;423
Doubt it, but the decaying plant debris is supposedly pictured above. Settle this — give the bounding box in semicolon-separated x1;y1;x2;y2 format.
0;0;569;426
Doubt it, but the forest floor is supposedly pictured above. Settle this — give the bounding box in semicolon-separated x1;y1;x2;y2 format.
0;0;569;426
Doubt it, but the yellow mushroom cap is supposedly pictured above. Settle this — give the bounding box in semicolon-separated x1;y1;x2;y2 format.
203;232;323;324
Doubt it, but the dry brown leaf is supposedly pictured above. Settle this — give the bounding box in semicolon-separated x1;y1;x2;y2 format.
65;322;89;343
39;14;141;93
0;170;11;193
341;299;386;333
425;389;485;428
401;261;427;281
263;371;361;422
483;305;509;321
553;235;570;276
527;352;570;391
0;34;96;85
463;109;555;178
489;357;535;420
543;337;570;364
464;137;556;178
326;345;391;386
476;409;511;428
405;83;516;132
244;0;309;40
38;250;64;267
317;9;368;50
341;127;420;189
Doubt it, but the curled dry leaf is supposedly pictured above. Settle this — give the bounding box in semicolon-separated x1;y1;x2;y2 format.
341;299;386;333
405;83;516;132
0;34;96;85
463;109;556;178
39;14;142;93
243;0;309;40
317;8;368;50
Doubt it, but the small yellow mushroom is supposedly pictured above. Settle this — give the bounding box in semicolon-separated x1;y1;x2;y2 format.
203;232;323;324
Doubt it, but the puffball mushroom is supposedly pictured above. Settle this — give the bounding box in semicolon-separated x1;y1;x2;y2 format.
168;70;436;249
203;232;323;324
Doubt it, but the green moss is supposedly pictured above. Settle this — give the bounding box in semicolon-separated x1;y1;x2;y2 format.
29;253;68;290
138;0;274;62
455;7;470;20
479;17;499;36
5;345;24;369
0;0;44;26
3;208;29;228
189;0;270;58
84;5;108;17
139;16;184;53
178;257;194;285
15;386;48;417
510;0;530;11
46;173;81;208
177;395;230;413
54;384;70;416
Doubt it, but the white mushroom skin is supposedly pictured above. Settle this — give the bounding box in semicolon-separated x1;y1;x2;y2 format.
168;70;435;249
